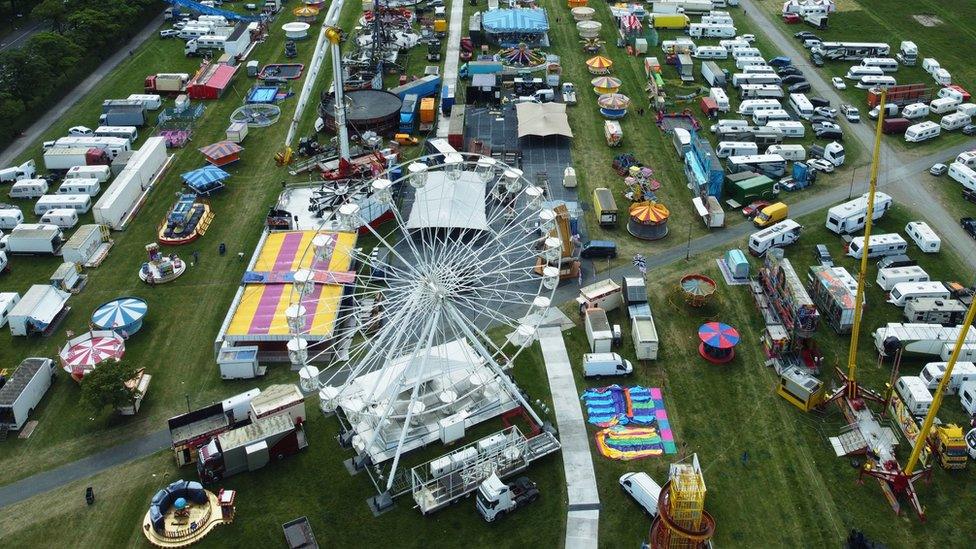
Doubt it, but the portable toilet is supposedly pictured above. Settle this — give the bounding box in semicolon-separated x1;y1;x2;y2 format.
724;249;749;279
563;166;577;188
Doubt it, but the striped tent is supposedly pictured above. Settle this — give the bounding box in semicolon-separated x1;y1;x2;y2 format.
586;55;613;74
199;140;243;166
182;165;230;196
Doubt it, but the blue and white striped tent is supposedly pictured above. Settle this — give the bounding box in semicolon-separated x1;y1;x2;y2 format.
481;8;549;34
91;297;148;336
181;165;230;196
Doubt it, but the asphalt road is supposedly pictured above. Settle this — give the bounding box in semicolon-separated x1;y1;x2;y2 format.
0;20;48;52
0;15;165;169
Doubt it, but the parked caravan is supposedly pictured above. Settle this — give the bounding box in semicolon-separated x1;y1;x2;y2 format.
949;162;976;190
742;65;777;74
812;42;891;62
860;57;899;72
34;194;92;215
856;75;897;89
694;46;728;59
765;120;805;138
904;299;968;326
738;99;781;115
888;281;950;307
631;316;659;361
57;179;100;197
93;126;138;143
709;88;730;111
720;39;750;50
619;472;663;517
825;192;892;234
901;102;929;119
920;362;976;394
752;109;791;125
731;46;760;59
930;97;961;114
846;233;908;259
740;84;784;99
961;381;976;416
904;221;940;253
689;24;736;39
958;151;976;169
748;219;802;256
0;208;24;229
126;94;162;110
65;165;111;183
735;57;767;70
0;292;20;327
582;353;633;378
732;73;782;87
941;112;971;131
728;154;787;178
788;93;815;119
9;179;48;199
0;159;36;183
895;376;933;416
904;121;941;143
845;66;884;80
39;209;79;229
877;266;929;291
716;141;758;158
710;119;749;133
765;144;806;161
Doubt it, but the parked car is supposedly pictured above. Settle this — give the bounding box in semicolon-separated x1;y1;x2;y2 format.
813;121;842;133
962;217;976;239
930;163;948;176
815;129;844;141
788;81;812;93
963;124;976;136
814;244;834;267
808;159;835;173
777;66;802;77
781;75;807;85
802;38;822;49
841;105;860;122
877;254;916;269
831;77;847;90
159;29;179;38
68;126;93;136
580;240;617;259
737;34;756;43
814;107;837;119
794;31;818;40
810;115;836;125
808;97;831;108
742;200;771;218
869;103;899;119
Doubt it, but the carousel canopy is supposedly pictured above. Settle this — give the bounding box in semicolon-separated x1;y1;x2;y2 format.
629;201;670;224
59;330;125;369
586;55;613;70
91;297;148;333
590;76;622;89
598;93;631;109
292;5;318;15
698;322;740;349
680;274;716;296
516;102;573;138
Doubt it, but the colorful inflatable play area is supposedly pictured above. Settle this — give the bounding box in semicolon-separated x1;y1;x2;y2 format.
582;385;677;460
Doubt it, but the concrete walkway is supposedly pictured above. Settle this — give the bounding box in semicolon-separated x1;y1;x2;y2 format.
434;0;464;139
0;428;170;508
537;326;600;549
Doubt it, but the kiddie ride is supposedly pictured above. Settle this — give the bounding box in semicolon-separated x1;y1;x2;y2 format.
475;473;540;522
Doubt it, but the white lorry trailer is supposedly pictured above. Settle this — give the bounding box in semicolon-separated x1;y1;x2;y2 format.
0;358;57;431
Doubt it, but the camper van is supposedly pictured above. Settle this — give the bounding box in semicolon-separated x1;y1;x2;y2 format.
845;66;884;80
0;207;24;229
56;179;101;197
739;84;784;100
904;121;941;143
9;179;48;199
33;194;92;215
709;88;730;111
788;93;815;120
877;266;929;291
860;57;899;72
64;165;111;183
930;97;961;114
856;75;897;89
716;141;758;158
825;192;892;234
39;208;79;229
901;102;929;119
582;353;633;378
904;221;940;253
887;281;951;307
895;376;933;416
694;46;728;59
764;120;805;138
738;99;781;115
846;233;908;259
765;144;806;161
949;162;976;190
941;112;971;131
748;219;802;256
735;56;767;70
752;109;792;125
919;362;976;394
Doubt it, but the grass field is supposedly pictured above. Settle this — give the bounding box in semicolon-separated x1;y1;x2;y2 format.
755;0;976;156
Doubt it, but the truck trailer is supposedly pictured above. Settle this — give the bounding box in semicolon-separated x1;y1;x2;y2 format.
0;358;57;432
5;224;65;254
144;73;190;93
196;414;307;482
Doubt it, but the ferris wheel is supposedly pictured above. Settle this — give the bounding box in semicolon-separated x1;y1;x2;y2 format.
285;152;564;496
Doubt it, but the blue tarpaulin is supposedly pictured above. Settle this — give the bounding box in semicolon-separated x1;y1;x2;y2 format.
481;9;549;33
182;165;230;195
167;0;262;21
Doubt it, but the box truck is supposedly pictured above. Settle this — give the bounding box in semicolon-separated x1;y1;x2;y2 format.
144;73;189;93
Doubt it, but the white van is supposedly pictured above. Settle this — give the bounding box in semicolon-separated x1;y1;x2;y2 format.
845;66;884;80
694;46;728;59
788;93;814;120
65;164;111;183
861;57;899;72
887;281;951;307
749;219;802;256
619;472;662;517
959;381;976;415
0;207;24;229
753;109;791;125
941;112;971;131
765;120;805;138
57;179;101;197
738;99;781;115
877;266;929;291
901;102;929;119
716;141;759;158
895;376;933;416
34;194;92;215
735;57;767;70
930;97;961;114
39;208;79;229
582;353;633;378
765;144;806;161
709;88;730;111
856;75;896;89
904;221;940;253
904;121;941;143
919;362;976;394
9;178;48;199
846;233;908;259
948;162;976;190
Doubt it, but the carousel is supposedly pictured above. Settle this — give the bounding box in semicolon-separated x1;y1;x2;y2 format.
571;6;595;21
158;193;214;246
680;273;716;307
292;4;319;22
586;55;613;75
140;243;186;285
59;330;126;382
499;43;547;68
143;480;236;548
627;201;670;240
577;20;602;39
598;93;630;119
698;322;740;364
91;297;148;336
591;76;622;95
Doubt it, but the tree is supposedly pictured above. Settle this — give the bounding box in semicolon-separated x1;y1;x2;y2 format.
25;31;83;76
31;0;69;33
80;361;140;414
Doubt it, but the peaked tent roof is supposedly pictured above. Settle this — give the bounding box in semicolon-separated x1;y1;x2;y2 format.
515;102;573;139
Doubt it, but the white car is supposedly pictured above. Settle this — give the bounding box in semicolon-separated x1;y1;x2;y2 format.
68;126;93;136
737;34;756;44
831;77;846;90
814;107;837;119
808;159;835;173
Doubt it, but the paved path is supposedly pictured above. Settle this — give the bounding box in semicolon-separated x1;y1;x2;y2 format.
0;20;48;52
0;428;170;508
435;0;464;139
0;14;164;168
537;326;600;549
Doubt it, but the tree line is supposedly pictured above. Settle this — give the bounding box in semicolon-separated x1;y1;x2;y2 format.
0;0;163;152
